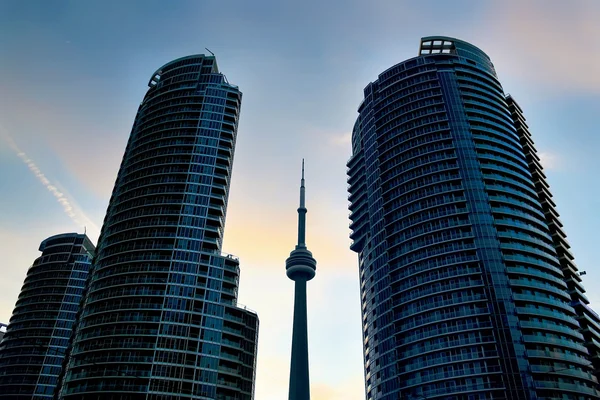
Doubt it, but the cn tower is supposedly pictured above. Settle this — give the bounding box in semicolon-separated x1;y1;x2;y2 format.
286;160;317;400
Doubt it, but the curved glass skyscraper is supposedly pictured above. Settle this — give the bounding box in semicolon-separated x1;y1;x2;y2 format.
60;55;258;399
0;233;94;399
347;37;600;399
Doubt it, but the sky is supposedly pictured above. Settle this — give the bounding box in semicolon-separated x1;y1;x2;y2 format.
0;0;599;399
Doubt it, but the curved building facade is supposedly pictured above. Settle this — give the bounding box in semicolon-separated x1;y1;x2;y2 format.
507;95;600;380
0;233;94;399
347;37;600;399
60;55;258;399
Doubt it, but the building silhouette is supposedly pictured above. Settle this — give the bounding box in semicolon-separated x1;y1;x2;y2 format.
59;55;258;399
347;36;600;399
0;233;94;399
286;161;316;400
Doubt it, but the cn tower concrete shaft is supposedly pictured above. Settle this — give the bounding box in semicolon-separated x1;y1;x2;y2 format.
285;160;316;400
289;278;310;400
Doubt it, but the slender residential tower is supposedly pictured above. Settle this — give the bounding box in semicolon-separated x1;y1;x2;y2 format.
286;161;316;400
347;37;600;399
0;233;94;399
60;55;258;399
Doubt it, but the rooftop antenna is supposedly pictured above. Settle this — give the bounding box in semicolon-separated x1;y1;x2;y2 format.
298;158;306;246
204;47;228;83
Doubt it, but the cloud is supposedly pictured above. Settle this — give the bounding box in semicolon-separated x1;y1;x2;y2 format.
254;352;364;400
0;129;100;236
254;355;290;400
329;132;352;147
538;151;562;171
0;229;39;321
481;0;600;92
222;202;355;274
312;375;365;400
0;84;127;198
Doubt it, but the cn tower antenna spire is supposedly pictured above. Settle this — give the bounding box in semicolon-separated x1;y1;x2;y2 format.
297;159;306;247
286;159;316;400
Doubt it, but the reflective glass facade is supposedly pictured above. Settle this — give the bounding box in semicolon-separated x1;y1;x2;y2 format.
60;55;258;399
347;37;600;399
0;233;94;399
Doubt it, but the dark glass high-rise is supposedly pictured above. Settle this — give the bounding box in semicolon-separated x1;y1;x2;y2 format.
59;55;258;400
0;233;94;399
347;37;600;399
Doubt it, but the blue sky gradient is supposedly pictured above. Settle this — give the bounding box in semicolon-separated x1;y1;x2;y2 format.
1;1;599;398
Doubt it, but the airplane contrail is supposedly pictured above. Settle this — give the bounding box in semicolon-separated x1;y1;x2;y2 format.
1;130;100;235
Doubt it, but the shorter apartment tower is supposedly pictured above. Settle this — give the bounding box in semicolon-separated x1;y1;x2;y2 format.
0;233;94;399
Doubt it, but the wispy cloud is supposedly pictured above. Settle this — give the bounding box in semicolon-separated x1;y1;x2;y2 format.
1;129;100;235
481;0;600;92
328;132;352;147
538;151;562;171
